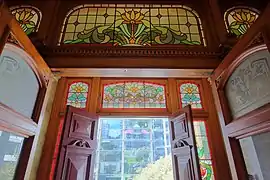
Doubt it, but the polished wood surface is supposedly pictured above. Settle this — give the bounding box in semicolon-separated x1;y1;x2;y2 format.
0;4;53;180
170;105;202;180
38;77;231;180
0;102;37;137
210;3;270;180
55;106;98;180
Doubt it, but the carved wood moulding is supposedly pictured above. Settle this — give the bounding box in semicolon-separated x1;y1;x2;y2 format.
39;46;220;58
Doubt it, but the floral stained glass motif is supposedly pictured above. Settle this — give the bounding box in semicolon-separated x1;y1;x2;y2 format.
10;6;42;35
180;83;202;109
194;121;215;180
102;82;166;108
225;7;259;37
60;4;205;46
66;82;89;108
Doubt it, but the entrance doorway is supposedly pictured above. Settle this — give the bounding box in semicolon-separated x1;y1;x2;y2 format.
94;118;173;180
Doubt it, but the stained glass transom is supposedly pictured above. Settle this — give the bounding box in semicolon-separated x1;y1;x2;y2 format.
10;6;42;35
180;83;202;109
66;82;89;108
60;4;205;46
102;82;166;108
194;121;215;180
225;7;259;37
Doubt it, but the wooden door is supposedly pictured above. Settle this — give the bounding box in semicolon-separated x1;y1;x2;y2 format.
55;106;98;180
169;105;202;180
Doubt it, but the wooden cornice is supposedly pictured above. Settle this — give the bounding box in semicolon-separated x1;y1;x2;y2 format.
40;45;219;58
40;46;221;69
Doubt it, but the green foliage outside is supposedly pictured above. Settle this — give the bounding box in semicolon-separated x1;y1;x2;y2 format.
133;156;173;180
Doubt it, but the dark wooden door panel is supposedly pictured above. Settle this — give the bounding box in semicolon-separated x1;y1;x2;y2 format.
55;106;98;180
170;105;201;180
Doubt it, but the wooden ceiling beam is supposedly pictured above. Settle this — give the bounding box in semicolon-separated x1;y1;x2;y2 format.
45;56;220;69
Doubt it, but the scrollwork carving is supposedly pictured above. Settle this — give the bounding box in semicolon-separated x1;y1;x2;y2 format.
174;139;192;149
69;140;91;148
39;46;219;58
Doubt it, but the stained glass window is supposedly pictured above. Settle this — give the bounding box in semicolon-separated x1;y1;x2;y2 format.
224;7;259;37
179;83;202;109
66;82;89;108
10;6;42;35
194;121;214;180
60;4;205;46
102;81;166;108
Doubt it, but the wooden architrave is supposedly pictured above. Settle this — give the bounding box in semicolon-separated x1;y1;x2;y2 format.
0;4;53;180
43;46;221;69
210;3;270;180
8;17;52;87
214;44;270;137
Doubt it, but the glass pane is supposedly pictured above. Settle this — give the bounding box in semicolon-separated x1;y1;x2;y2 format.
0;48;39;118
66;82;89;108
180;83;203;109
102;82;166;108
0;131;24;180
60;4;205;46
240;132;270;180
194;121;215;180
94;118;173;180
225;8;259;37
200;160;214;180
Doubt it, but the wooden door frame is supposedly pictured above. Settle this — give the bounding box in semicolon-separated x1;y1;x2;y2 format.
38;76;230;180
210;4;270;178
0;3;53;179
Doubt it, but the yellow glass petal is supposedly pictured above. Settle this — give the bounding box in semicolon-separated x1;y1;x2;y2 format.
249;15;256;23
232;13;242;22
137;14;144;21
121;14;130;22
125;12;131;20
24;12;31;20
25;13;34;21
246;13;251;21
19;11;26;21
15;12;20;21
131;10;135;20
241;12;247;21
135;12;141;20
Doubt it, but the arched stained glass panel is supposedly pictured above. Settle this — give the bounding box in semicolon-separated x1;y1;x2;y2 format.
66;82;89;108
10;6;42;35
102;81;166;108
60;4;205;46
224;7;259;37
180;83;202;109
